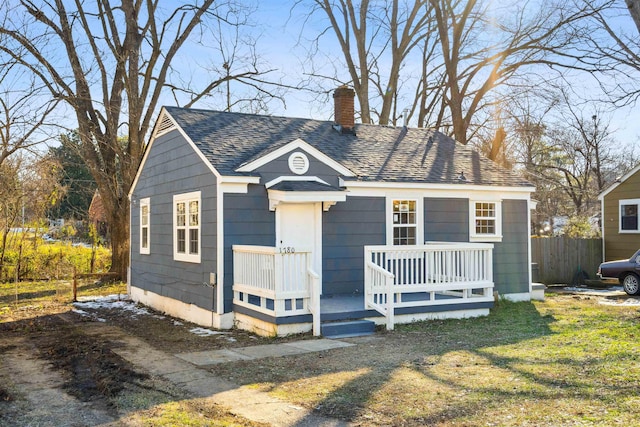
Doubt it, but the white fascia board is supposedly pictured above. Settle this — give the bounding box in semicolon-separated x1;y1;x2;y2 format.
598;162;640;200
265;175;330;189
236;138;355;177
267;189;347;204
218;176;260;194
129;107;222;199
340;179;534;200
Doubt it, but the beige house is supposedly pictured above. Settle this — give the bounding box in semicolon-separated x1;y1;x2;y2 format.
599;163;640;261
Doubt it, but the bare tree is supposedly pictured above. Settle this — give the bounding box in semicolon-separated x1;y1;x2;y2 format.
299;0;603;145
300;0;431;125
581;0;640;105
0;65;58;167
0;1;280;278
626;0;640;33
429;0;601;144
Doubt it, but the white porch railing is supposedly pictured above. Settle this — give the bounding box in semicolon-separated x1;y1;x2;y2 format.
364;242;495;330
232;245;321;336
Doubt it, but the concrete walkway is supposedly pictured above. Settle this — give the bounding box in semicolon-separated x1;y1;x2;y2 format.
82;325;354;426
175;339;354;366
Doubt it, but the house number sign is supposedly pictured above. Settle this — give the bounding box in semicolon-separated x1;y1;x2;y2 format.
279;247;296;254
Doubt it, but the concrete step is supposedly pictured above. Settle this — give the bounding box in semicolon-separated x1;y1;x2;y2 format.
321;319;376;338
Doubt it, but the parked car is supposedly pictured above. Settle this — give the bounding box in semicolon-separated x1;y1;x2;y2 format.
597;249;640;295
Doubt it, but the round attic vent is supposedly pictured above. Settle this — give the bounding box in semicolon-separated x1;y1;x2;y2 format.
288;151;309;175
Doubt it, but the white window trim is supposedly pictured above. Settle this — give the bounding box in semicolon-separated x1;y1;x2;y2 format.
386;197;423;246
140;197;150;254
619;198;640;234
469;200;503;242
173;191;201;263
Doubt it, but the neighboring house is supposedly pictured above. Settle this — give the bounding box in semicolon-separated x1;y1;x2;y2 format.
598;163;640;261
88;190;108;239
128;86;536;337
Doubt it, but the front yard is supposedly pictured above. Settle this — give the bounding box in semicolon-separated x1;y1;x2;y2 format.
1;280;639;426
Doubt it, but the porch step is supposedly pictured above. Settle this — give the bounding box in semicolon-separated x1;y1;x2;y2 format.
321;320;376;338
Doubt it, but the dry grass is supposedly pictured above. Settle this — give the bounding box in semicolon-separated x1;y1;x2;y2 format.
209;294;640;426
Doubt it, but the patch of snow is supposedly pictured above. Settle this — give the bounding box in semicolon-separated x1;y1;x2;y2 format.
562;286;623;294
173;320;184;326
599;298;640;306
225;337;237;342
73;294;151;316
189;327;227;336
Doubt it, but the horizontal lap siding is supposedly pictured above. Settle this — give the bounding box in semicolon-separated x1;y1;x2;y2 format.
323;197;385;295
130;130;217;311
494;200;529;294
424;198;468;242
603;170;640;261
223;185;275;312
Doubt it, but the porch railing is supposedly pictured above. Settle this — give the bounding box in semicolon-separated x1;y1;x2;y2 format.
364;242;495;330
232;245;321;335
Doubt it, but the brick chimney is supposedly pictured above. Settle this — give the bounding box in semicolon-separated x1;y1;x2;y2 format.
333;85;355;132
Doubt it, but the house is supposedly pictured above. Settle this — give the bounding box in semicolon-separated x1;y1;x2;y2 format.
598;162;640;261
88;190;108;240
128;86;536;337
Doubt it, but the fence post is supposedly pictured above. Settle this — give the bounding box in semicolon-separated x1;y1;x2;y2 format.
72;267;78;302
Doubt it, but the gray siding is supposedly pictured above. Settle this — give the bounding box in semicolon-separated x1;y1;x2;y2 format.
424;198;469;242
424;197;528;294
254;150;342;187
323;197;386;295
223;185;275;312
493;199;529;294
130;129;218;312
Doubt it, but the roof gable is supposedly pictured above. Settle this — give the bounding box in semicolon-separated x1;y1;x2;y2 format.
598;162;640;200
236;138;355;177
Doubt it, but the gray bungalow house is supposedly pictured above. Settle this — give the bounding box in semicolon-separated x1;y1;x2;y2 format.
128;86;536;337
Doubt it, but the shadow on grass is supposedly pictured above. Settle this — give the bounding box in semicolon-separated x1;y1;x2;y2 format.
213;301;558;426
285;299;638;426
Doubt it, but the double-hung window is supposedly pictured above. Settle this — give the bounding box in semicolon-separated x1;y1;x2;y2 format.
470;200;502;242
140;198;150;254
619;199;640;233
173;191;201;263
391;199;418;245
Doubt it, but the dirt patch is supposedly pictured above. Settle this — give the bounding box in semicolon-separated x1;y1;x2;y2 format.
37;322;149;403
0;291;315;426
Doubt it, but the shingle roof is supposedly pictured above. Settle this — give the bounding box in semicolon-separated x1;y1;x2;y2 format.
163;106;532;187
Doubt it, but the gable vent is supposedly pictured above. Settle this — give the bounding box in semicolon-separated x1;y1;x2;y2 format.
288;151;309;175
156;113;176;136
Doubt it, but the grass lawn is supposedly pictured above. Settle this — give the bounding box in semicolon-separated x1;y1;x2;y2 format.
2;280;639;426
208;293;640;426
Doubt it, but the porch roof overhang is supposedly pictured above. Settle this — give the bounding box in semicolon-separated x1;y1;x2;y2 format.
267;179;347;211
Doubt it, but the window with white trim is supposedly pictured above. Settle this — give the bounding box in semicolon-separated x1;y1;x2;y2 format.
140;198;150;254
619;198;639;233
392;199;417;245
470;200;502;242
173;191;201;263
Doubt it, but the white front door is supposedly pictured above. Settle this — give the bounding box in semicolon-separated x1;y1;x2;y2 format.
276;202;322;279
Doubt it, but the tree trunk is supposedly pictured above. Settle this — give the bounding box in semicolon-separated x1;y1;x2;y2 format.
627;0;640;34
108;203;130;280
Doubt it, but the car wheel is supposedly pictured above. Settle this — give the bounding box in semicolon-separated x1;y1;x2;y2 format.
622;273;640;296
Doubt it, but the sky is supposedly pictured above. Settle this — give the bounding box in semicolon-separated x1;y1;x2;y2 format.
246;1;640;148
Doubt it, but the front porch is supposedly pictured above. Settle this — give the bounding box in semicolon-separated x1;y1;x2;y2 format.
232;243;495;337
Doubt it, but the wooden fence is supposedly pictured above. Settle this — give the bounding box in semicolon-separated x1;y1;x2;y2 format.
531;237;602;285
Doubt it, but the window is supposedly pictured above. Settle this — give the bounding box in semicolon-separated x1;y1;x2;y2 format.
392;199;417;245
140;198;150;254
619;199;640;233
173;191;201;263
470;200;502;242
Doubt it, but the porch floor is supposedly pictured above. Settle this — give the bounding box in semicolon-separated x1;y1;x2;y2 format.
320;291;487;322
